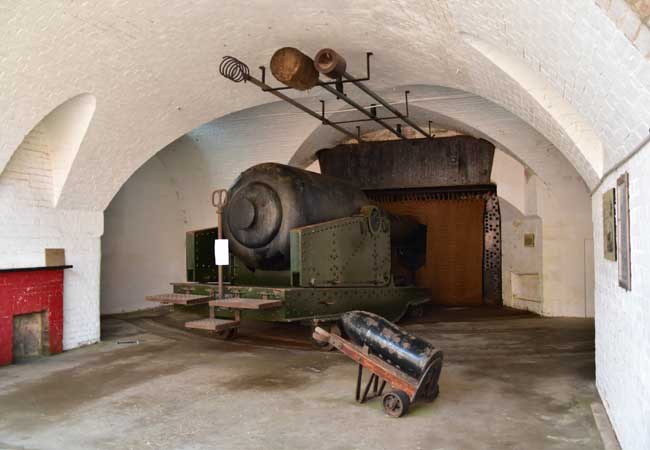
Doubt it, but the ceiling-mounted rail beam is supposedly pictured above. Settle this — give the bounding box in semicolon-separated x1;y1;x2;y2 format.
345;76;430;139
314;48;432;139
246;77;361;141
219;56;361;142
220;49;437;142
318;83;406;139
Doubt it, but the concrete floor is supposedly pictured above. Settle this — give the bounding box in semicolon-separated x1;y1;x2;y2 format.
0;307;604;450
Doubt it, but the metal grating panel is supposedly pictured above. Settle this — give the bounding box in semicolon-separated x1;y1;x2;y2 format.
482;193;502;304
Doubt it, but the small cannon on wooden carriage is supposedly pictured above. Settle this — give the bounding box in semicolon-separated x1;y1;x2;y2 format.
313;311;443;418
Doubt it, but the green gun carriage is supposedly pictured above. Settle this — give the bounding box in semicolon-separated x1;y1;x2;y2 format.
147;163;430;342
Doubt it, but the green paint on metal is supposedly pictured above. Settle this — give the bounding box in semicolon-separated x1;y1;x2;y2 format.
185;227;232;283
172;282;429;323
231;257;291;287
178;207;429;327
290;209;391;287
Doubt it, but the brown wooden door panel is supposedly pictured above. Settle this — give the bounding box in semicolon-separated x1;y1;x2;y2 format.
379;199;485;306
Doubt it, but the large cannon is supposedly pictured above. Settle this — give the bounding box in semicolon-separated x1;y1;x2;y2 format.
224;163;426;278
163;163;430;339
224;163;369;271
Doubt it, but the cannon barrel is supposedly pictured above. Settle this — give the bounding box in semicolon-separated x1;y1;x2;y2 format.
340;311;442;380
224;163;369;270
224;163;426;272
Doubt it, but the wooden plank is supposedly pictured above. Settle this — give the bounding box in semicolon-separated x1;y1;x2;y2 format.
145;293;212;305
45;248;65;266
314;327;418;400
185;318;240;331
209;298;283;310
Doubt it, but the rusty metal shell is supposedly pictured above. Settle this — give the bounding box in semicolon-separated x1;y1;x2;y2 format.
270;47;319;91
314;48;347;79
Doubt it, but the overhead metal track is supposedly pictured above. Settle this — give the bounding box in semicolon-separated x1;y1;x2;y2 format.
318;83;406;139
219;56;360;142
219;48;436;142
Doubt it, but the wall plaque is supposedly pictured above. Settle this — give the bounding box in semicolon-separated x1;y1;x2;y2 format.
616;173;631;290
602;189;616;261
524;233;536;248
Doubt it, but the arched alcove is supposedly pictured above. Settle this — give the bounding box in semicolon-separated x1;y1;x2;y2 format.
0;93;101;351
44;93;96;206
0;93;96;207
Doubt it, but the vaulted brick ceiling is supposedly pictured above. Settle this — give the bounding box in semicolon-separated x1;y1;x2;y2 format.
1;0;648;210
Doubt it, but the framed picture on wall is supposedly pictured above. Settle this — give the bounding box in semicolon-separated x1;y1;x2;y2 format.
603;188;616;261
616;172;631;290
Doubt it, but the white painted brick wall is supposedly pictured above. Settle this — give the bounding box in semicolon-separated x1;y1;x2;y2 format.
0;122;54;209
596;0;650;56
592;141;650;450
2;0;647;212
0;125;103;350
500;202;543;314
101;102;317;314
0;215;103;350
446;0;650;172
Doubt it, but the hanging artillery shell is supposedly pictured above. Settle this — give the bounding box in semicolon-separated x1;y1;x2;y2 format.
270;47;319;91
314;48;347;79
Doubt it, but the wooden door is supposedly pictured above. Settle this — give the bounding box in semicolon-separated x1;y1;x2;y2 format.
379;198;485;306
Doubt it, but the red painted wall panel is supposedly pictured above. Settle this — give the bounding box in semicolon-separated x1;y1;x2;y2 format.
0;269;64;365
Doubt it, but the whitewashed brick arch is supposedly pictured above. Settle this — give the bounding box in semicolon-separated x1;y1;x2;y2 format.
0;93;96;207
0;0;647;210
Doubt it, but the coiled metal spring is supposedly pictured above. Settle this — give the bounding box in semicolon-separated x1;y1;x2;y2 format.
219;56;250;82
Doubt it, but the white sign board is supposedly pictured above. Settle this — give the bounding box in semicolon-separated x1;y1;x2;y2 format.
214;239;230;265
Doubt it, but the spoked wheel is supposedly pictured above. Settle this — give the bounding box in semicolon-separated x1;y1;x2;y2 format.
212;328;238;340
310;323;341;352
382;390;410;418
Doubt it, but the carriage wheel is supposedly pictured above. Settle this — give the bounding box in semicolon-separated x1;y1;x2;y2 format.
382;390;410;417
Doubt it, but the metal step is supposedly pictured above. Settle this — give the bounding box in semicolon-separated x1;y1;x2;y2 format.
185;318;240;331
145;293;212;305
210;297;283;310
